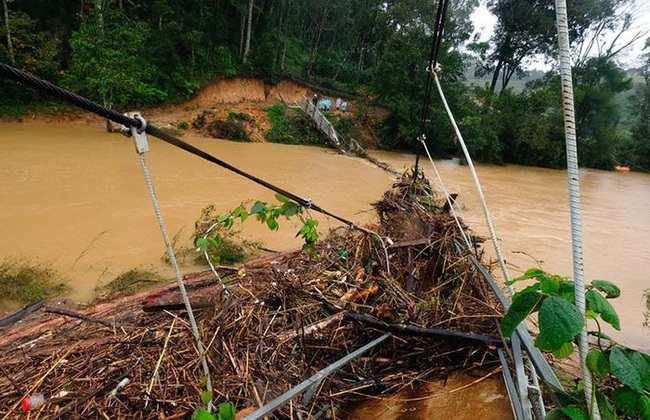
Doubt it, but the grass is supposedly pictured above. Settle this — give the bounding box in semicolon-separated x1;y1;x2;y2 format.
95;269;164;300
0;259;69;305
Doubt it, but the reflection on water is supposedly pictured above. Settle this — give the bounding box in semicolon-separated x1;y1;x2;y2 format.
1;122;648;351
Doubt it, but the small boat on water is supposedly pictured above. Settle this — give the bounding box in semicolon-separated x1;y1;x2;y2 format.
615;165;631;172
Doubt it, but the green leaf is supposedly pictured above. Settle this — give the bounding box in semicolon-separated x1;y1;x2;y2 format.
250;201;266;215
586;349;610;377
201;390;213;406
240;210;248;223
611;386;643;417
558;281;576;303
596;391;617;420
640;395;650;420
194;409;216;420
610;348;645;393
591;279;621;298
586;290;620;330
506;268;545;285
629;350;650;390
196;238;209;252
501;291;542;337
217;214;228;223
540;276;560;295
537;296;584;351
267;218;279;231
218;402;236;420
282;202;299;217
544;408;564;420
558;406;589;420
552;341;574;358
274;193;289;203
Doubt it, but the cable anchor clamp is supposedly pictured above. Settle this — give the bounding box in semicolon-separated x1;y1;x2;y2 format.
417;134;427;143
302;197;313;208
120;112;149;154
426;64;441;74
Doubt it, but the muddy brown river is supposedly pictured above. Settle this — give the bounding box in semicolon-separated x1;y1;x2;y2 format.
1;122;648;353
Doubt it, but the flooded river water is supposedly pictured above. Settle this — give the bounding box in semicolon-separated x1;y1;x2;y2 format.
1;122;648;354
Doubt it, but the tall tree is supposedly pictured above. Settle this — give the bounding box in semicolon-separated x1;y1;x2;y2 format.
629;39;650;170
477;0;630;93
1;0;14;65
65;8;166;128
573;57;632;168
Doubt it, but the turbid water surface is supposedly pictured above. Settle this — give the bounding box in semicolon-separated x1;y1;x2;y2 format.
1;122;648;351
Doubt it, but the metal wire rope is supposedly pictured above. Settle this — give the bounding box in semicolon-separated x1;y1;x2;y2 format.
414;0;450;173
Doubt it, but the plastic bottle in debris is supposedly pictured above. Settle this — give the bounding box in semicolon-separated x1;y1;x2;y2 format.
22;393;45;411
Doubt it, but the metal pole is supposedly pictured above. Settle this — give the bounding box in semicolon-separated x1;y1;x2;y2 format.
553;0;599;417
244;333;391;419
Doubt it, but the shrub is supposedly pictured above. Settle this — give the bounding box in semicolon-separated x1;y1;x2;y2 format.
206;112;251;142
265;102;325;145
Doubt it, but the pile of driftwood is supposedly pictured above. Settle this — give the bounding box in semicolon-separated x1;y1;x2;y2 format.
0;171;505;418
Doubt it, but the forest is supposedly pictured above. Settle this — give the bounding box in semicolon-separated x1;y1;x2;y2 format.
1;0;648;171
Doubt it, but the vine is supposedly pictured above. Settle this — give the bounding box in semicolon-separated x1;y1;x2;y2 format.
501;268;650;419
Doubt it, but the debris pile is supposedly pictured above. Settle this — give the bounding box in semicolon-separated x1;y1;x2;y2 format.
0;171;504;418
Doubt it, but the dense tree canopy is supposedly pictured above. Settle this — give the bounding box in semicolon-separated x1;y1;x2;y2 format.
0;0;647;170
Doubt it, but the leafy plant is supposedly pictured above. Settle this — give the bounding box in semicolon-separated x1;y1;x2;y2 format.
193;390;235;420
196;194;321;257
501;268;650;418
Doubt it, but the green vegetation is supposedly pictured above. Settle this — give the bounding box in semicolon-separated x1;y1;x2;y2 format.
501;269;650;418
206;112;252;142
0;0;647;170
0;259;69;304
196;194;320;260
193;205;257;267
265;103;324;145
95;269;164;300
194;391;235;420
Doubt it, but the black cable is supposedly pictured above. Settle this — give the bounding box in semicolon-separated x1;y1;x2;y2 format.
414;0;449;174
0;61;358;229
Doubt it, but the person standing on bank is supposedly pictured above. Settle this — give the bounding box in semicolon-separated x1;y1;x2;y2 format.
336;97;342;111
312;93;318;107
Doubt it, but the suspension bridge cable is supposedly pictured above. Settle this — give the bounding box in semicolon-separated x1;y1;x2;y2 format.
414;0;449;173
431;69;538;419
418;137;473;250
